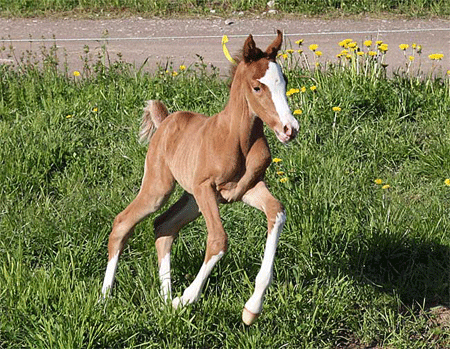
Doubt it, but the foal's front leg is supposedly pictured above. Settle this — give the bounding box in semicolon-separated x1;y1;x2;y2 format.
219;136;270;203
172;183;228;308
241;181;286;325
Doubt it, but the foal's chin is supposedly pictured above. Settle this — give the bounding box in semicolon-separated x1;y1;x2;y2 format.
275;131;292;144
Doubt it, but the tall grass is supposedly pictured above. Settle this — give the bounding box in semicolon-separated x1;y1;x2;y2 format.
1;0;450;18
0;39;449;348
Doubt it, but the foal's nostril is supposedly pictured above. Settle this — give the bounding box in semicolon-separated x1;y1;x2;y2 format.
283;124;292;137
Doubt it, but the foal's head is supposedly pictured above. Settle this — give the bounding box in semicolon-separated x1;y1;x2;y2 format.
233;30;299;144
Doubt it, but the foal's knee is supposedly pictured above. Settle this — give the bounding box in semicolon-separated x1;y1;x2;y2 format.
266;199;285;227
208;235;228;257
108;213;134;255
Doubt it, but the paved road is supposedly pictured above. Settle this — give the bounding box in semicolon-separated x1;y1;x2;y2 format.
1;16;449;75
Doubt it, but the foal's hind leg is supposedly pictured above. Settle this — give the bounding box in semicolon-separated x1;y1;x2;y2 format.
241;181;286;325
101;159;175;297
154;191;201;301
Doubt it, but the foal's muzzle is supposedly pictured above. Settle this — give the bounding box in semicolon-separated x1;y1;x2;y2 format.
275;119;299;144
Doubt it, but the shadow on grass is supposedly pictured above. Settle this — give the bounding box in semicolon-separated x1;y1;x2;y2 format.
349;230;450;306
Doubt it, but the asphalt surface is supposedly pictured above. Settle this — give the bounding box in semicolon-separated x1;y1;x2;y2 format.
1;16;449;75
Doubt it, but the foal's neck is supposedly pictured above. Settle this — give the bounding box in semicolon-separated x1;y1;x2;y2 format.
219;77;263;155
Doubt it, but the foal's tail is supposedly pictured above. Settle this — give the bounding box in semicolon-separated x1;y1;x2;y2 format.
139;100;170;144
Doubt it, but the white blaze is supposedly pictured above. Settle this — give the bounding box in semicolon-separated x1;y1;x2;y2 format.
258;62;299;133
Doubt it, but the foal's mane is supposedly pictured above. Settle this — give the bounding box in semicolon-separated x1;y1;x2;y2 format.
228;47;267;87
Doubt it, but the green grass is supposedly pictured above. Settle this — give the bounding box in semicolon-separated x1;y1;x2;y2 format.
1;0;450;18
1;41;450;348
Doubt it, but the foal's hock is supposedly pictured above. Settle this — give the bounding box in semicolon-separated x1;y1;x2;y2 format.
101;30;299;326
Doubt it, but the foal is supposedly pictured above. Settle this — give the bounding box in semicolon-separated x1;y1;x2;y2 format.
101;30;299;325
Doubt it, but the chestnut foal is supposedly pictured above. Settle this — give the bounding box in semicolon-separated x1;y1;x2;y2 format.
101;30;299;325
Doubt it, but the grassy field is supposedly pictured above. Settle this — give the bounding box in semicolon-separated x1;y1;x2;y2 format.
1;37;450;348
1;0;450;18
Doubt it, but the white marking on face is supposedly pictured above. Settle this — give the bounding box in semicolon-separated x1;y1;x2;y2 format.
244;211;286;315
258;62;299;142
101;251;120;297
159;253;172;301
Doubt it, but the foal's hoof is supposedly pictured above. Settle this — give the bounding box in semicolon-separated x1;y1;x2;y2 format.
172;297;182;309
242;307;260;326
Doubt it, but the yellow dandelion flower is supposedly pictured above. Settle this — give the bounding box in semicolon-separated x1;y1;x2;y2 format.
286;88;300;96
310;85;317;91
282;53;288;59
332;106;341;112
399;44;409;50
364;40;372;47
315;50;323;57
409;56;415;61
272;158;282;163
339;39;353;48
279;177;288;183
447;70;450;75
357;51;365;56
92;107;98;112
295;39;304;45
66;114;73;119
73;70;81;77
315;62;320;67
375;40;383;45
172;71;178;77
286;49;294;54
374;178;383;185
293;109;302;115
309;44;319;51
412;43;417;49
445;178;450;186
301;86;307;93
347;42;357;49
378;44;388;52
276;171;285;176
382;184;390;190
428;53;444;60
368;51;377;56
179;65;186;71
297;49;303;54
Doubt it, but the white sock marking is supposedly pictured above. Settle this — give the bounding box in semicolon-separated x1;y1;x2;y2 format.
101;251;119;297
172;251;225;308
159;253;172;301
258;62;299;133
245;211;286;315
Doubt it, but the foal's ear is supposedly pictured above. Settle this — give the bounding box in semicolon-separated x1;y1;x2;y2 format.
265;30;283;60
243;34;261;63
